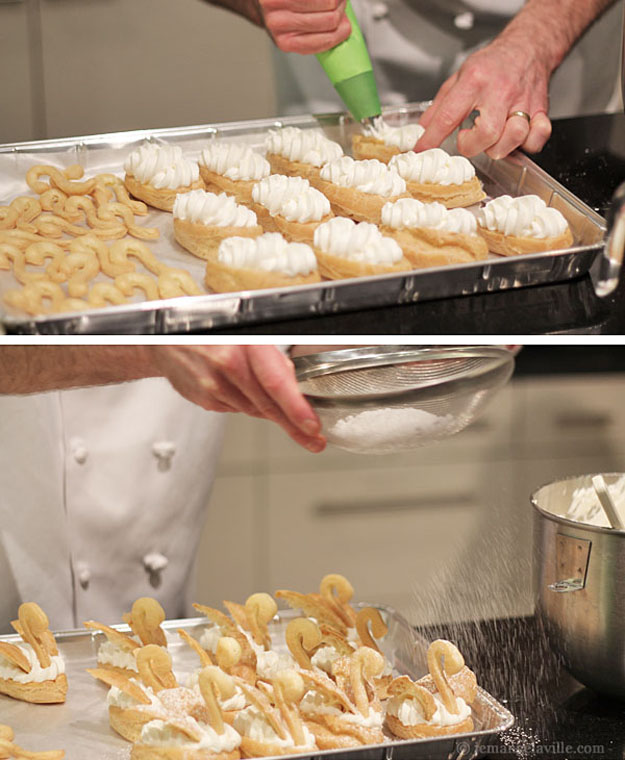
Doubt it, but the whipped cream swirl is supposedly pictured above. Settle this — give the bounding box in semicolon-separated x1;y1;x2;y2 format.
0;643;65;684
320;156;406;197
234;705;316;750
389;149;475;186
124;143;199;189
199;142;270;181
264;126;343;167
314;217;403;265
141;717;241;751
173;189;258;228
218;232;317;277
478;194;568;239
252;175;330;222
387;695;471;727
381;198;477;234
364;117;425;151
97;640;139;672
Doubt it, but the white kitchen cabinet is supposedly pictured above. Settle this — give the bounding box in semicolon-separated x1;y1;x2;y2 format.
0;0;277;144
0;1;38;142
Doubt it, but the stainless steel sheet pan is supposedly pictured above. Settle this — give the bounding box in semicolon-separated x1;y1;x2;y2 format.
0;104;606;334
0;604;513;760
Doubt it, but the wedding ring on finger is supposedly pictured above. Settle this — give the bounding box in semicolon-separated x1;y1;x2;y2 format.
508;110;531;124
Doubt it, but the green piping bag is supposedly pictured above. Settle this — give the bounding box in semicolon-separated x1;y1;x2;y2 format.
316;0;381;123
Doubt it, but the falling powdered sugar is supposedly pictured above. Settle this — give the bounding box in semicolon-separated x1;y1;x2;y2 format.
329;407;456;453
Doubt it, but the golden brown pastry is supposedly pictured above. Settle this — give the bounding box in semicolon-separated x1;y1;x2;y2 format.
263;126;343;182
352;118;425;163
198;142;271;206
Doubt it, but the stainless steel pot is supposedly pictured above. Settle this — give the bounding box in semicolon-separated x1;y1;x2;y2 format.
532;473;625;699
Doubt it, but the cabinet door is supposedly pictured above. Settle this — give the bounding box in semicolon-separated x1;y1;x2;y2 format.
39;0;276;138
0;1;37;142
265;459;522;625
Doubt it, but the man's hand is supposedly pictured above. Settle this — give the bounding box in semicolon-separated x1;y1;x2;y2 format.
257;0;350;54
416;36;552;159
147;345;326;453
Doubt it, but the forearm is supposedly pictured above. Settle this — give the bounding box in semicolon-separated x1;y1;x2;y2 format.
0;346;156;395
497;0;617;73
201;0;264;27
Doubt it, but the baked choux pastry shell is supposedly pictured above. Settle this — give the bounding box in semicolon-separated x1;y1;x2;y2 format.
478;225;574;256
131;745;240;760
109;704;155;743
266;153;323;182
386;713;474;739
173;217;263;261
404;176;485;209
351;135;403;163
204;257;321;293
312;247;413;280
309;178;410;224
0;673;67;704
379;225;489;268
124;173;205;212
198;167;258;206
239;737;307;757
273;213;333;245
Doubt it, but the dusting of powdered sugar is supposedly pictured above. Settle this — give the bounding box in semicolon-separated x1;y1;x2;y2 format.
329;407;455;453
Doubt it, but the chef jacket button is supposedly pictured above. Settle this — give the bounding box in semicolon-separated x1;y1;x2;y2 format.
454;11;474;29
371;2;388;20
70;437;88;464
75;561;91;589
152;441;176;471
143;552;169;588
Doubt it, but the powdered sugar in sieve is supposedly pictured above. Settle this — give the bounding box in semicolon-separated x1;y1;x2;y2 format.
329;407;456;453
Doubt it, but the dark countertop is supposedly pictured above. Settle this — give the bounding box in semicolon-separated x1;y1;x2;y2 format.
424;615;625;759
210;113;625;336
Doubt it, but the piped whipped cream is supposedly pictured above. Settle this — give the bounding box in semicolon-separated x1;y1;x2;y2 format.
478;194;568;239
124;144;199;189
320;157;406;197
252;175;330;222
218;232;317;277
310;645;341;674
97;640;139;672
389;149;475;186
387;694;471;727
264;126;343;167
0;643;65;684
314;217;403;266
256;650;298;681
381;198;477;234
141;717;241;751
364;117;425;151
173;189;258;228
107;680;163;712
199;142;270;181
234;705;316;750
199;626;221;654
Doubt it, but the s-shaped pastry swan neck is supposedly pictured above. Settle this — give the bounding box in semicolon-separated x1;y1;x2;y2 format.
273;670;307;747
198;666;235;735
426;639;465;715
350;646;385;718
285;618;322;670
245;593;278;650
355;607;388;653
135;644;177;692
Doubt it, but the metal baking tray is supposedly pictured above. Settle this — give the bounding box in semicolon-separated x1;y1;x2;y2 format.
0;603;514;759
0;103;606;334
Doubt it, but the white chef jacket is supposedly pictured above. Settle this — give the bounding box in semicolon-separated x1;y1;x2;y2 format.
273;0;622;119
0;378;225;634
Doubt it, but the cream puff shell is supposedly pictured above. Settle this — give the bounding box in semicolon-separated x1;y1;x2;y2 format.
405;176;485;209
351;135;404;163
386;713;474;739
379;225;489;268
266;153;323;182
124;173;205;212
198;167;258;206
109;704;156;743
0;673;67;704
312;247;413;280
204;258;321;293
173;217;263;262
131;745;240;760
310;178;410;224
478;225;574;256
273;213;334;245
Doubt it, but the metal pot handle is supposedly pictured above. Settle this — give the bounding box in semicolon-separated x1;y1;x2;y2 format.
594;181;625;296
547;534;591;593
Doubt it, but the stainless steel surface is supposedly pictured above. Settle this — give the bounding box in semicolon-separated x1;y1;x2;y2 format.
0;604;513;759
597;181;625;296
294;345;514;454
532;473;625;698
0;103;606;334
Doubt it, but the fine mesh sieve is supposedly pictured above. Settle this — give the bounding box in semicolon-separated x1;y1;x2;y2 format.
294;345;515;454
